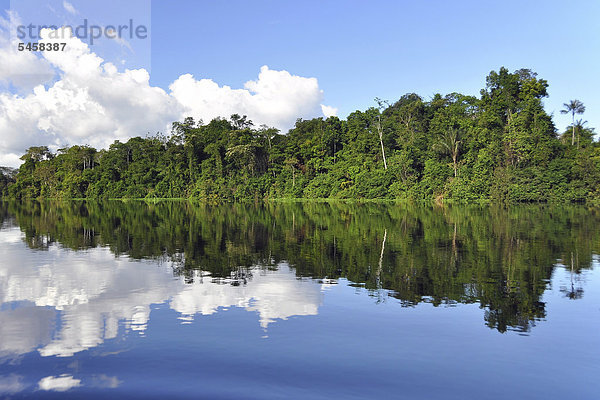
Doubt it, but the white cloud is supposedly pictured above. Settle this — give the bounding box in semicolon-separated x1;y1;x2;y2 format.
170;66;326;130
62;1;77;15
0;11;55;92
0;21;336;167
38;375;81;392
321;104;338;117
0;27;181;166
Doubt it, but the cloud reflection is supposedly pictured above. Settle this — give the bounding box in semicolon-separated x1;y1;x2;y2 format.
38;374;81;392
0;374;25;394
0;228;326;358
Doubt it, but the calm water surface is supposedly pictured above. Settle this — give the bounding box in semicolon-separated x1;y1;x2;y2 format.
0;201;598;399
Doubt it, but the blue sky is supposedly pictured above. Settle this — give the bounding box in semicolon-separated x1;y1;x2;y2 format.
149;0;600;132
0;0;598;166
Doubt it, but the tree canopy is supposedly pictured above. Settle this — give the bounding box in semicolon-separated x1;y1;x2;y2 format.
2;67;599;204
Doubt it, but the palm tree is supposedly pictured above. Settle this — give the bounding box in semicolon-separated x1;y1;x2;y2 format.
560;100;585;146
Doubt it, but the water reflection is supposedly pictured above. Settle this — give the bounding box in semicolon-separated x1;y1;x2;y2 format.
0;226;325;359
37;375;81;392
0;201;598;399
0;199;598;354
0;374;25;395
172;268;323;328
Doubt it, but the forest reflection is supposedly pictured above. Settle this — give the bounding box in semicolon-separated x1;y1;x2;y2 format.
2;200;599;333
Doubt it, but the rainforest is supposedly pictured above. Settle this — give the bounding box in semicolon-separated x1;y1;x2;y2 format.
1;67;598;203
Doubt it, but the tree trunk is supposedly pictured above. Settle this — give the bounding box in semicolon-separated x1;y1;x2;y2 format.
572;113;575;146
452;154;457;177
377;116;388;170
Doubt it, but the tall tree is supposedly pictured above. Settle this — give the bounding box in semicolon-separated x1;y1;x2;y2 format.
561;100;585;146
374;98;389;170
433;128;462;177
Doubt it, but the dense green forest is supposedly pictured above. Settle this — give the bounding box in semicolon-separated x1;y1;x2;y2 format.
1;67;599;203
2;200;597;332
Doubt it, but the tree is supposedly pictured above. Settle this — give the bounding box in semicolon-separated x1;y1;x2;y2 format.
0;167;16;195
433;128;462;177
374;98;389;170
573;119;597;149
284;157;299;187
258;125;278;150
561;100;585;146
4;67;599;204
230;114;253;130
386;93;425;144
20;146;52;163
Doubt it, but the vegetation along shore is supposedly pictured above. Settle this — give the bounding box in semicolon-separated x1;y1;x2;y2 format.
1;68;598;204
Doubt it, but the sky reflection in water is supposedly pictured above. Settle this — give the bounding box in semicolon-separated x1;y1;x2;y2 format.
0;202;599;399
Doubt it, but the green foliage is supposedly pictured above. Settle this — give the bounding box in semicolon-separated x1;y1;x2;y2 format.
0;167;16;196
3;200;598;333
3;67;599;204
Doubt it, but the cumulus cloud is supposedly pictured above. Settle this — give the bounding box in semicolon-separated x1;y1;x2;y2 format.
0;27;181;167
321;104;338;117
171;66;326;130
0;20;336;167
0;12;55;91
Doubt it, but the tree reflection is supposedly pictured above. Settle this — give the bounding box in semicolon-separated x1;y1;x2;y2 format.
1;200;598;333
560;252;585;300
